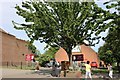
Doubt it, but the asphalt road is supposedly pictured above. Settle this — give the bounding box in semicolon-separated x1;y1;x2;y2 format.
1;67;120;79
2;67;52;78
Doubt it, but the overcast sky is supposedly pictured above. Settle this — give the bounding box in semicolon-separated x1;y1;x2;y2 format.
0;0;109;53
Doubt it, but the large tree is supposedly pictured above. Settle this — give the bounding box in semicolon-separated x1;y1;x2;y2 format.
103;1;120;72
105;28;120;72
99;27;120;72
13;1;112;63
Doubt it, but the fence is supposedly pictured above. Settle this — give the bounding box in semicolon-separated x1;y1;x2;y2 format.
2;61;35;69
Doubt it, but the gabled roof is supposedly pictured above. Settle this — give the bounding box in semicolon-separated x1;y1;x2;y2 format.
0;28;15;37
80;44;97;54
55;44;99;67
1;28;28;43
55;44;98;61
0;28;7;33
55;47;69;62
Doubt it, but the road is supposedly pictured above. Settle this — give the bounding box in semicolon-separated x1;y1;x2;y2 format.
2;67;52;78
1;67;120;79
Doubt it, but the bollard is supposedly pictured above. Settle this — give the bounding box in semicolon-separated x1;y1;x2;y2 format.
21;62;22;69
7;62;8;68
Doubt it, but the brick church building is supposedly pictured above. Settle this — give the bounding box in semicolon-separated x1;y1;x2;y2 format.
55;44;100;67
0;28;33;66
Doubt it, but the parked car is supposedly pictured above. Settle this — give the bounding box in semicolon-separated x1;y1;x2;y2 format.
46;63;52;67
46;61;60;68
90;62;98;68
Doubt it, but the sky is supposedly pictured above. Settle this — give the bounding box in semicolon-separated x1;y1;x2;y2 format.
0;0;109;53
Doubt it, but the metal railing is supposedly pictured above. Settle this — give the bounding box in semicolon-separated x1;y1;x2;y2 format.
2;62;34;69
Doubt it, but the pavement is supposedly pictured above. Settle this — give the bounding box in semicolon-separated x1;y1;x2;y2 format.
1;67;120;79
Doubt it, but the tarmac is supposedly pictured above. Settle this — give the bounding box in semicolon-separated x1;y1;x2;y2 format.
2;67;52;78
1;67;120;79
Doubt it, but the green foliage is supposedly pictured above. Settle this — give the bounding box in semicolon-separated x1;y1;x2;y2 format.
38;54;50;67
104;1;119;28
35;49;41;55
98;27;120;72
98;43;116;65
92;69;108;74
27;41;37;54
99;1;120;72
38;47;58;67
104;28;120;62
44;47;59;58
103;1;120;63
13;1;112;62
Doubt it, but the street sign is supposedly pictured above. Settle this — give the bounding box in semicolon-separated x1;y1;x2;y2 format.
25;54;34;61
72;54;84;61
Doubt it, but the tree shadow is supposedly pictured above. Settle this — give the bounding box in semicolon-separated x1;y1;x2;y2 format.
30;68;52;75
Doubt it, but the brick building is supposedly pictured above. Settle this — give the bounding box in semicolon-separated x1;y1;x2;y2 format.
0;28;33;66
55;44;100;67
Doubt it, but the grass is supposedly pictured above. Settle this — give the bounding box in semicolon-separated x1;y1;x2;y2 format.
92;69;108;73
80;68;119;74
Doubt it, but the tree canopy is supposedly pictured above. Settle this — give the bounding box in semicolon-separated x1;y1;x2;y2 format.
98;1;120;72
98;25;120;72
13;1;112;62
98;43;116;65
27;41;37;54
44;46;59;59
38;47;58;67
103;1;119;29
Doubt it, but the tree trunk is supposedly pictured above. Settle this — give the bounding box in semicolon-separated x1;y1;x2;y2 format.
63;47;72;77
68;52;72;66
65;47;72;66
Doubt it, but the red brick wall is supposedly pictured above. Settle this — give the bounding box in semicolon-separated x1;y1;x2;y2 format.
2;30;33;66
15;39;32;63
2;33;16;63
55;48;69;62
80;45;100;67
55;45;100;67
